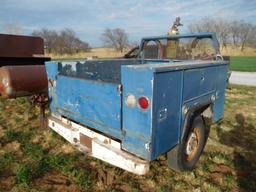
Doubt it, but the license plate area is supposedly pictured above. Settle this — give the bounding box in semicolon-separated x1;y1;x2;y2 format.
80;133;92;151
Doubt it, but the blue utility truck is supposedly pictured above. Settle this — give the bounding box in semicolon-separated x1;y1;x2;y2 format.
45;33;228;175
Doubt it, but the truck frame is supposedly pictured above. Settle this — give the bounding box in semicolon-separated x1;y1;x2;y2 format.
45;32;228;175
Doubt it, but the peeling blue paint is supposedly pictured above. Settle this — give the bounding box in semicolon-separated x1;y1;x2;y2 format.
45;58;228;161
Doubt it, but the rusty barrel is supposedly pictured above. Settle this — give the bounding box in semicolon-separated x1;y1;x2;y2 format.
0;65;48;98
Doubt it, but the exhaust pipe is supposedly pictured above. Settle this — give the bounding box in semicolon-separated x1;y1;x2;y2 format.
0;65;48;99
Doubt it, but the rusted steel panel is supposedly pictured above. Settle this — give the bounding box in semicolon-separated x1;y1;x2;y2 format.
80;133;92;151
0;65;48;98
0;34;51;67
0;34;44;58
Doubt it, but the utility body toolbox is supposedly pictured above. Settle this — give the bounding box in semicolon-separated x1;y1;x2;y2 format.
45;33;228;175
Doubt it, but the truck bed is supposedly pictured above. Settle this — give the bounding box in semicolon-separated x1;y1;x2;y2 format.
46;59;228;160
58;59;139;83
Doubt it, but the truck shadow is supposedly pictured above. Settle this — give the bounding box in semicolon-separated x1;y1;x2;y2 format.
217;113;256;191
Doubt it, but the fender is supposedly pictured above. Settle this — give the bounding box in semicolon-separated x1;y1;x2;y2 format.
181;98;213;142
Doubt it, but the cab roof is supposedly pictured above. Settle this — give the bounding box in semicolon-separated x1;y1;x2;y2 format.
141;32;217;41
140;32;220;53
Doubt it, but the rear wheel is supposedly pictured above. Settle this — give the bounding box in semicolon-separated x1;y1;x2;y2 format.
167;116;207;171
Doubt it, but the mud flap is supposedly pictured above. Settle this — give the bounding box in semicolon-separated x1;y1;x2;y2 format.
167;144;182;172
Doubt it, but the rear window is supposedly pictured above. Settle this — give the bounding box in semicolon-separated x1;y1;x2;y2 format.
142;37;216;60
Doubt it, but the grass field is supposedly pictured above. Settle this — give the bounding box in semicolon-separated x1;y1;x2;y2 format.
230;56;256;72
0;86;255;192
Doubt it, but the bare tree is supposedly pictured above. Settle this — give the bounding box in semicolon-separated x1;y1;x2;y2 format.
230;21;241;46
188;17;256;52
214;19;230;48
101;28;129;52
73;38;90;53
188;17;214;33
32;28;59;54
238;22;253;51
248;26;256;48
58;28;90;54
32;28;90;54
3;23;23;35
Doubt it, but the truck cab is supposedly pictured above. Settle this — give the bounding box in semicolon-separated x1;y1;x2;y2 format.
125;33;222;61
45;32;228;175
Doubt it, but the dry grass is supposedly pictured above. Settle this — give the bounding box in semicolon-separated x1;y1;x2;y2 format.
0;85;256;192
46;46;256;61
221;45;256;56
46;48;127;60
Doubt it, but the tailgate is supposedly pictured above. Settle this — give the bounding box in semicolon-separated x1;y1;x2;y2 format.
46;62;122;139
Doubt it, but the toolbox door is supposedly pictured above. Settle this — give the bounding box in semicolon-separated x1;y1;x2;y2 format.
152;70;183;159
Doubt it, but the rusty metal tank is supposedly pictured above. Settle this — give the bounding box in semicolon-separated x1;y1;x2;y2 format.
0;65;48;98
0;34;50;67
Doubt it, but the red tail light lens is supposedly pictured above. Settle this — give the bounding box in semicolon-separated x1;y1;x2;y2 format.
138;96;149;110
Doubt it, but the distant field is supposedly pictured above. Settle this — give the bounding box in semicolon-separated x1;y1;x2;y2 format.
47;47;125;60
47;48;256;72
221;46;256;56
230;56;256;72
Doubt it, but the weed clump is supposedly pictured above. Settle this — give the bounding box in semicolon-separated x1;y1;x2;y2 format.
0;152;15;176
15;165;32;184
5;128;19;141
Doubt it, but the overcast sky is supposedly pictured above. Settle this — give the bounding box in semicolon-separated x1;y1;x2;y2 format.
1;0;256;46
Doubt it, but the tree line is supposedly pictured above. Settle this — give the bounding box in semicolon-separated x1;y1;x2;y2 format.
31;18;256;54
32;27;129;54
101;28;129;52
32;28;90;54
188;18;256;51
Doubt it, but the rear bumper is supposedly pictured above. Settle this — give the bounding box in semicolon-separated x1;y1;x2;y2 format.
48;115;149;175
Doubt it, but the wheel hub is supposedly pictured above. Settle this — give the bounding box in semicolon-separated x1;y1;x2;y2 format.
186;133;197;155
185;128;200;161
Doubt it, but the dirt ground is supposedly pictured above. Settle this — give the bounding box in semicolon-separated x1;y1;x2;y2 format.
0;85;255;192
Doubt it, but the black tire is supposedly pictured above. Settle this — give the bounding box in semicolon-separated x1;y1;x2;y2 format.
167;116;207;172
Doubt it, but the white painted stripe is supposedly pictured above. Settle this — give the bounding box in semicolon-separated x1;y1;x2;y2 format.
48;116;149;175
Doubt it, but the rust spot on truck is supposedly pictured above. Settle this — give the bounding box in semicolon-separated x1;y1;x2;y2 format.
80;133;92;151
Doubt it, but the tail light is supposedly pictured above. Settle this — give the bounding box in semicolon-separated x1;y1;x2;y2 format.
138;96;149;110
